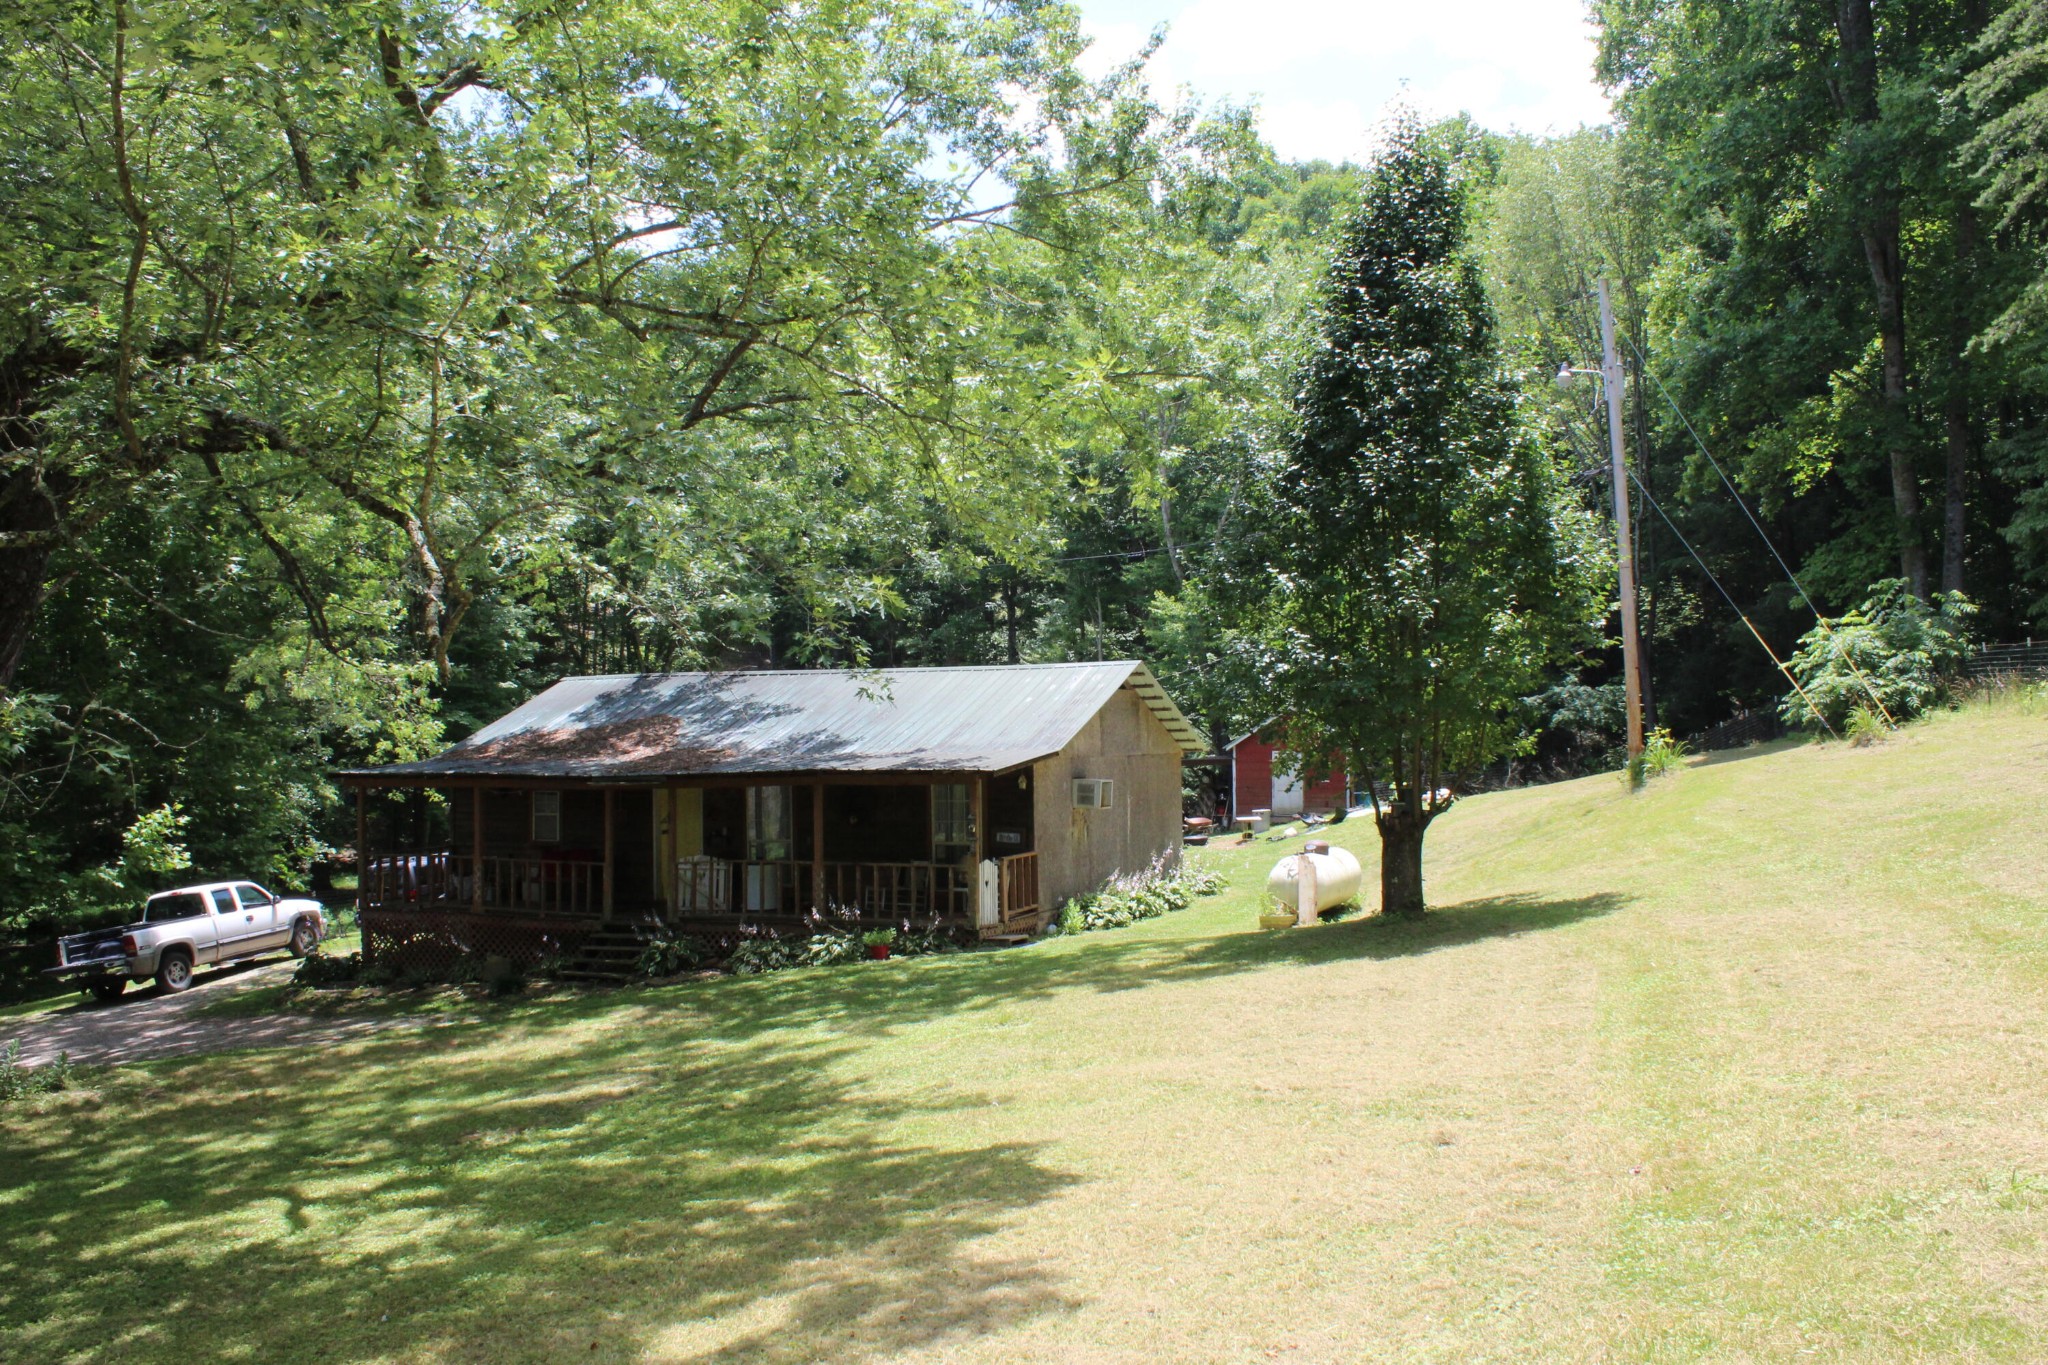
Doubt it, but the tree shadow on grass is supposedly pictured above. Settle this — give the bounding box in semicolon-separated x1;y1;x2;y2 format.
1152;890;1631;977
1688;737;1809;769
1;1016;1082;1364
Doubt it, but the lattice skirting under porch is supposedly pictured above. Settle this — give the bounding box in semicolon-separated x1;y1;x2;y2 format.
360;910;596;974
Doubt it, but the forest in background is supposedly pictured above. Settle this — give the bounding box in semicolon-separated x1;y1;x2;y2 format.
3;0;2045;931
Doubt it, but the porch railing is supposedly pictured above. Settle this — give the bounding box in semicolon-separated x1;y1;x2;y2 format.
675;856;970;923
822;860;970;920
361;852;604;920
996;851;1040;929
476;855;604;918
363;849;1022;929
361;852;455;909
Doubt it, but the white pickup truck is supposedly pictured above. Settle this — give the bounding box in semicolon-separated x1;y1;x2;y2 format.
46;881;327;1001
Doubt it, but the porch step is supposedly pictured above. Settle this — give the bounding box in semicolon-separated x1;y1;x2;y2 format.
559;921;669;984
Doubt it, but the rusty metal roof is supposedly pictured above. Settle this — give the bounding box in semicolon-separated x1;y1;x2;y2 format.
342;661;1204;782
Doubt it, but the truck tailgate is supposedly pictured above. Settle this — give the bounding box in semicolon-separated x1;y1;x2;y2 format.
47;927;127;977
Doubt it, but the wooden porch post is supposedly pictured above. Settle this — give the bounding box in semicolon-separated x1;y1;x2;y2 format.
470;783;484;914
603;787;616;918
355;786;367;917
811;781;826;913
972;776;987;924
971;776;986;866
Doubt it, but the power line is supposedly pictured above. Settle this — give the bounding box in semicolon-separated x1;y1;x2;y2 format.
1620;333;1897;728
1051;547;1165;564
1557;423;1837;737
1050;538;1220;566
1623;464;1838;739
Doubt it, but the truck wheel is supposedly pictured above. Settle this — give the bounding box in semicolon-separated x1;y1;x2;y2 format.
87;979;127;1004
289;918;318;958
155;950;194;994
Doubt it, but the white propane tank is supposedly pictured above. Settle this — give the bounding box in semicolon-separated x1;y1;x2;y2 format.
1263;841;1364;925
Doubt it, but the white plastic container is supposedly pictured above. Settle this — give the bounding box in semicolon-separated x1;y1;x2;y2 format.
1262;841;1364;925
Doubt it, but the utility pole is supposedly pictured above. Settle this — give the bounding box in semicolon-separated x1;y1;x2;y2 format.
1598;278;1646;760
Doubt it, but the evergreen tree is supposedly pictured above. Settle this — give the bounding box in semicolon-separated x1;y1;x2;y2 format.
1223;117;1600;916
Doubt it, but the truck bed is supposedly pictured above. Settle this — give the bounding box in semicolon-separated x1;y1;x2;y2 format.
46;924;135;978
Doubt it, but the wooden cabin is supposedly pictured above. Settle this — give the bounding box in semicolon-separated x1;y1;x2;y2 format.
339;662;1203;967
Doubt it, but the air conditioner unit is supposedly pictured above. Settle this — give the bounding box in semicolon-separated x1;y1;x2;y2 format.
1072;777;1114;810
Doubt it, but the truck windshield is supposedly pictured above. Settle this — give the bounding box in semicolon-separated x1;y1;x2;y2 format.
143;892;209;922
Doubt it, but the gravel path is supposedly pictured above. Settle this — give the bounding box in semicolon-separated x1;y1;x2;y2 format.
2;959;422;1067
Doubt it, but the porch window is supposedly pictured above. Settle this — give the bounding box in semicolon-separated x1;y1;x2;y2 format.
932;783;973;864
746;786;792;861
531;791;561;843
745;786;793;912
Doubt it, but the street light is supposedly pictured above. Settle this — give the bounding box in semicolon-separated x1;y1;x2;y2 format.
1557;278;1646;762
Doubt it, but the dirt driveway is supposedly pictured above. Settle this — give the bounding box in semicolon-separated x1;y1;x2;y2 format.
2;959;422;1067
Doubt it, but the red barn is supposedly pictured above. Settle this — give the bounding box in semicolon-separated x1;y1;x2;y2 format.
1228;729;1349;821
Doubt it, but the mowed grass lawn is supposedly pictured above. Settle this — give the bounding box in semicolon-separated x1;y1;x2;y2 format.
5;698;2048;1363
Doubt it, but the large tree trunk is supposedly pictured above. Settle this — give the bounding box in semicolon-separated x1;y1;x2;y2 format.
1864;218;1926;600
1377;810;1428;918
1837;0;1929;600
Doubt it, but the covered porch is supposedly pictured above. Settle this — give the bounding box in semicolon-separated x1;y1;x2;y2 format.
346;769;1044;945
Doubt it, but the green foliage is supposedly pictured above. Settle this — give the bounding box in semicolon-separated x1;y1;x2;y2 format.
119;805;193;889
1845;706;1891;747
728;935;836;976
1045;861;1224;936
0;1041;71;1104
727;931;865;975
1624;728;1689;790
894;926;968;958
1962;4;2048;351
636;937;709;978
724;923;967;975
1779;580;1977;733
0;500;438;937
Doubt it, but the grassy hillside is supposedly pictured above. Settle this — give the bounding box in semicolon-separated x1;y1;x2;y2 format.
5;695;2047;1363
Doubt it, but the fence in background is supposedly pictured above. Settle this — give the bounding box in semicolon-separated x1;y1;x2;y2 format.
1967;641;2048;680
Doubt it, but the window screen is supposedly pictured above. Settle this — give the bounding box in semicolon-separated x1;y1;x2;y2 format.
932;784;973;863
532;791;561;843
746;786;792;861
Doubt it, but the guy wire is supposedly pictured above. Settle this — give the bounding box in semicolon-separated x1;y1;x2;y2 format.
1558;423;1838;739
1621;333;1897;728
